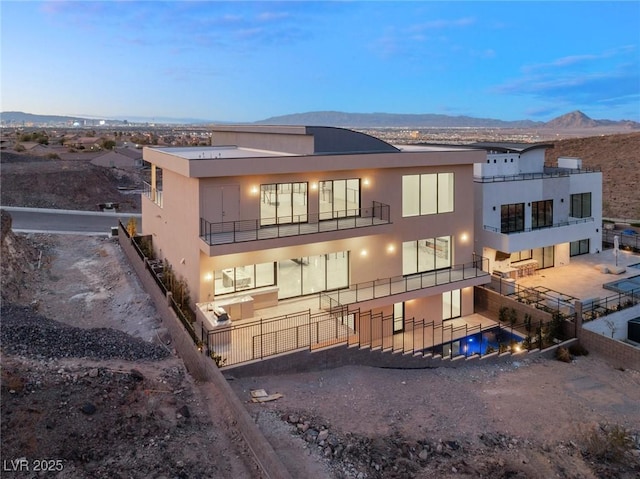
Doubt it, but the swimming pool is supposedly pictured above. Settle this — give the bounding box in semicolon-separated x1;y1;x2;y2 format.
431;327;524;357
603;274;640;296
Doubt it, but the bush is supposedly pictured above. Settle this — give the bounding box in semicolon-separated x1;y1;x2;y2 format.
581;424;634;463
556;346;572;363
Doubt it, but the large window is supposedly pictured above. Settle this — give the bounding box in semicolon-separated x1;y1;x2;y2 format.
215;262;276;295
402;173;454;217
402;236;451;275
501;203;524;233
319;179;360;219
571;193;591;218
442;289;461;320
260;182;308;226
570;239;590;256
531;200;553;229
278;251;349;299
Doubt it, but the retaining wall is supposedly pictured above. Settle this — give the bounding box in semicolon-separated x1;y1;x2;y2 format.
578;329;640;371
118;228;292;479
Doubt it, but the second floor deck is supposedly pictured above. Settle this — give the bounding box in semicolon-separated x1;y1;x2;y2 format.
200;201;391;246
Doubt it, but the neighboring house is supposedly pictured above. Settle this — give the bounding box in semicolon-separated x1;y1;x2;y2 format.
141;125;490;331
91;148;142;169
472;142;602;278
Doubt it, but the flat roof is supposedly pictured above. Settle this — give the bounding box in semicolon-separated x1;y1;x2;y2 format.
148;145;296;159
395;144;481;153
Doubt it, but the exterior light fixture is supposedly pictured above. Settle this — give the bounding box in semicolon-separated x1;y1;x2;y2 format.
460;233;469;242
387;244;396;253
360;249;368;257
363;178;370;186
311;183;318;190
204;272;213;282
251;186;259;194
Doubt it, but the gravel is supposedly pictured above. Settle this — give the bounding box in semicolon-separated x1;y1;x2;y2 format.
1;302;170;361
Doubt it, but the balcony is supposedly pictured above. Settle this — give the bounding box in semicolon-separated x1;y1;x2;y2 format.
200;201;390;246
474;166;600;183
142;181;163;208
480;217;595;252
320;256;490;308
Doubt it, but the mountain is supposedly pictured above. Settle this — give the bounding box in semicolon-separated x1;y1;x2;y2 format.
544;110;640;129
254;111;543;128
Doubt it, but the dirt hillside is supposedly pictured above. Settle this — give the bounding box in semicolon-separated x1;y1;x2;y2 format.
545;132;640;220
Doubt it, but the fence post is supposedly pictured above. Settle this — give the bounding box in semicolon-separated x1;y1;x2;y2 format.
167;291;173;307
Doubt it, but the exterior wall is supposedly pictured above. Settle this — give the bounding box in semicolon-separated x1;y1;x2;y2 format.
579;329;640;371
211;128;314;155
196;162;477;305
143;134;486;313
475;173;602;257
142;168;202;303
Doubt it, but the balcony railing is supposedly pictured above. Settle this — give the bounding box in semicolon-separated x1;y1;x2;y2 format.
474;166;600;183
200;201;390;245
142;181;163;208
320;256;490;308
484;217;594;234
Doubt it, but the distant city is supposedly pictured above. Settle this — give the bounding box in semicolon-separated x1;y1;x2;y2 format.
2;109;639;145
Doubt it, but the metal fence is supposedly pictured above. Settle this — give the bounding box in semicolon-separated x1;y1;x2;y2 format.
121;221;200;345
205;306;559;368
581;289;640;322
603;229;640;252
200;201;391;245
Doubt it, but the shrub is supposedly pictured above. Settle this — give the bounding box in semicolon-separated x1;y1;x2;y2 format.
556;346;572;363
581;424;634;463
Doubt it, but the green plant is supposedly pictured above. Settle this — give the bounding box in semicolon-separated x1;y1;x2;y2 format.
498;343;509;354
508;308;518;326
498;306;509;323
210;350;227;367
485;345;496;354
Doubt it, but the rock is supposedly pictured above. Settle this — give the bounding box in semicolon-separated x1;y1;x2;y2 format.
317;429;329;442
81;402;97;415
177;405;190;418
88;368;99;378
130;369;144;381
419;449;429;460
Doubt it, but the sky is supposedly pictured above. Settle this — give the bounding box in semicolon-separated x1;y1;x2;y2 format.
1;1;639;123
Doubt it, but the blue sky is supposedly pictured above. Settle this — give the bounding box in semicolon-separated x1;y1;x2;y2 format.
1;1;639;122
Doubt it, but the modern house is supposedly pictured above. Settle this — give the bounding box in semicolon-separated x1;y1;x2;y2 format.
140;125;490;339
472;142;602;279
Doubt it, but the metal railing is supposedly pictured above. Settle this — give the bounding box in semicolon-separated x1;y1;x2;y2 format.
484;217;594;234
603;229;640;251
121;221;199;344
205;305;561;367
142;181;163;208
582;289;640;322
319;256;490;308
474;166;600;183
200;201;390;245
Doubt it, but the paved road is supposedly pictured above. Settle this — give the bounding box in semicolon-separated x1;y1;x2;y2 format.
1;206;141;235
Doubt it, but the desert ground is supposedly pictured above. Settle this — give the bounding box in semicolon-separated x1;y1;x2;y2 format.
2;132;640;478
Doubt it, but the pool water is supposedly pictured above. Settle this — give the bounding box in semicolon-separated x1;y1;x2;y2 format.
432;327;524;357
603;274;640;295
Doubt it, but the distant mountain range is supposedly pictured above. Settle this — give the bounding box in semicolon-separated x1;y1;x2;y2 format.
255;110;640;129
2;109;638;129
